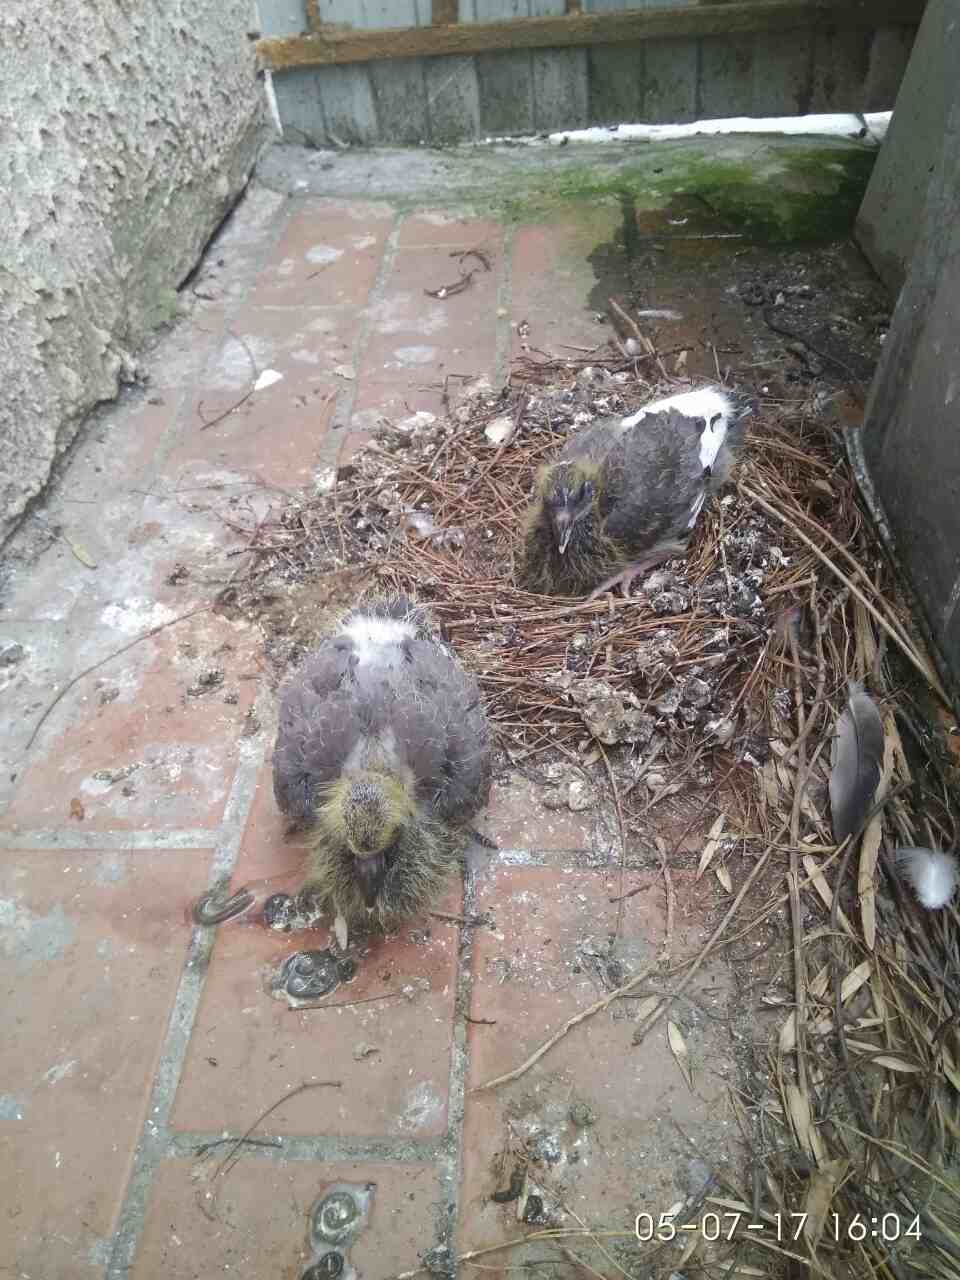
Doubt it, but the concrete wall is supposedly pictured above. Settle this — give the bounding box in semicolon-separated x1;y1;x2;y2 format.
0;2;267;543
851;0;960;696
856;0;953;292
263;0;916;146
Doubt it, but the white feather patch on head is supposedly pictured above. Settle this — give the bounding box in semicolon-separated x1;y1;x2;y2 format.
895;846;960;910
342;614;418;665
620;386;735;469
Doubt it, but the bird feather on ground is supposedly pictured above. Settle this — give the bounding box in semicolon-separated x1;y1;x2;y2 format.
895;846;960;910
518;385;750;598
272;595;491;930
828;679;885;843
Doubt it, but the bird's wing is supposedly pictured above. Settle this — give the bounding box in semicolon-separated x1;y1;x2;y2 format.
388;638;491;820
272;640;365;822
557;416;624;466
598;409;707;551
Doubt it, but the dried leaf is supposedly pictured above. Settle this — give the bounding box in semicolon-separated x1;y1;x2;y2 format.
802;854;855;937
632;994;662;1026
803;1157;849;1249
853;598;878;677
780;1011;798;1055
333;912;349;952
62;532;97;569
785;1082;824;1163
697;814;726;880
829;681;884;843
715;864;733;894
667;1021;693;1090
844;1046;922;1073
69;797;85;821
760;758;782;813
839;960;872;1003
807;963;830;1001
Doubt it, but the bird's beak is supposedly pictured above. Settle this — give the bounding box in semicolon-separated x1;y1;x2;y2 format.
557;522;572;556
355;851;388;908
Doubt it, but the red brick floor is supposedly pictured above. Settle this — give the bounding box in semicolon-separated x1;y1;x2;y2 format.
0;190;737;1280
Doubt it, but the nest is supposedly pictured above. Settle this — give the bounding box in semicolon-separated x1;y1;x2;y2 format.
219;349;959;1278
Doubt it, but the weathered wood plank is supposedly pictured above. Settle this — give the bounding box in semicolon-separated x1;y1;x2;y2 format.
532;47;589;130
699;34;755;117
751;28;814;114
587;43;645;125
645;37;698;119
259;0;927;69
424;54;481;140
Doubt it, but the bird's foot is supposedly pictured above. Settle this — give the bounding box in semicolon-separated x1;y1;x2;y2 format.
587;566;643;602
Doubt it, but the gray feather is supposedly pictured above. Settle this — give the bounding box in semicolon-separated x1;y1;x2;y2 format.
828;680;884;843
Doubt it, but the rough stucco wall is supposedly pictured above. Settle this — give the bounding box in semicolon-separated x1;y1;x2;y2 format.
0;1;267;541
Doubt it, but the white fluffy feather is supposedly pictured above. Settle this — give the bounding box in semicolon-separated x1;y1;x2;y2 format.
620;386;737;470
895;846;959;910
342;614;417;666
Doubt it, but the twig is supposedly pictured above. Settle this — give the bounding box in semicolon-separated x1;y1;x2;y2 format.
741;482;948;705
198;330;260;430
473;831;780;1091
292;992;406;1011
24;606;212;753
198;1079;341;1220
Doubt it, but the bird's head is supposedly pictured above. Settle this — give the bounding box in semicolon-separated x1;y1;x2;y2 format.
539;463;597;556
320;771;416;908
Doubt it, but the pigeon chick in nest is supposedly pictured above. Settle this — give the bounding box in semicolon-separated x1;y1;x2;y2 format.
519;386;750;599
272;596;491;931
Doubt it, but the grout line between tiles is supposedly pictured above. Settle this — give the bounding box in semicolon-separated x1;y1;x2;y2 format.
104;739;265;1280
440;864;479;1266
0;829;221;850
493;222;515;392
167;1132;446;1164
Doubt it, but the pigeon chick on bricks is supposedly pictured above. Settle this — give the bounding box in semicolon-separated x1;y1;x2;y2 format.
518;386;750;599
272;596;491;933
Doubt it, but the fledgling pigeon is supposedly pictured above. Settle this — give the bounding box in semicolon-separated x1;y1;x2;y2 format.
518;386;750;599
272;596;491;929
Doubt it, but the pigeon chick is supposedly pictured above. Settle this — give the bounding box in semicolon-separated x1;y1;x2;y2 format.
272;596;491;930
519;386;750;599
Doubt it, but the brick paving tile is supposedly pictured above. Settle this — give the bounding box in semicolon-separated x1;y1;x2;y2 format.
510;213;621;359
396;211;502;250
1;614;259;832
130;1158;444;1280
478;775;600;854
347;378;448;431
170;878;463;1139
161;321;340;490
162;199;396;491
0;847;210;1280
356;226;504;416
459;864;735;1272
248;199;395;310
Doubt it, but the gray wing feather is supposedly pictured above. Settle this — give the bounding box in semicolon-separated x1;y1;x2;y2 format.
829;681;884;842
599;409;706;552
